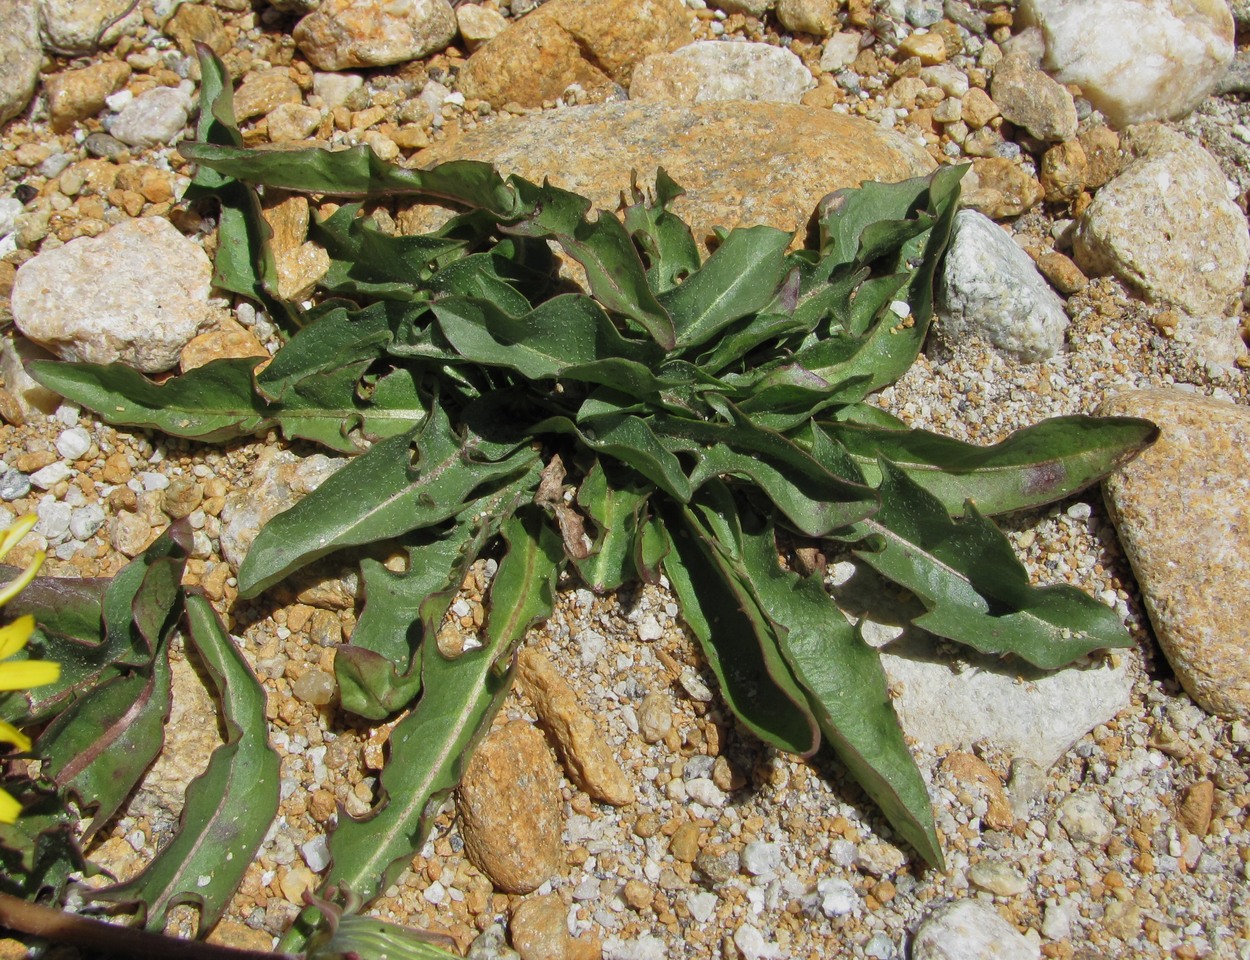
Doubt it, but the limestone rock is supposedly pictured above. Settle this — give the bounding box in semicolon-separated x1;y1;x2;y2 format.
1;335;61;421
912;900;1041;960
233;68;302;122
989;50;1077;142
45;60;132;132
180;317;268;373
775;0;838;35
629;41;815;104
1073;125;1250;318
261;194;331;300
0;0;40;125
163;2;230;56
961;157;1043;219
406;101;935;250
1098;389;1250;719
12;217;212;374
937;210;1069;362
1021;0;1234;127
38;0;140;53
456;3;508;51
293;0;457;71
456;721;562;894
457;0;695;108
516;647;633;806
878;627;1131;770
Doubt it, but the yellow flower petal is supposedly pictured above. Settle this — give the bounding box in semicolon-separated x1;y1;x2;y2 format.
0;659;59;691
0;551;44;609
0;719;31;752
0;787;21;824
0;615;35;660
0;515;37;563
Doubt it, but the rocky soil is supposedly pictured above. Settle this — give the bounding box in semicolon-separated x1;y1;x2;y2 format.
2;0;1250;958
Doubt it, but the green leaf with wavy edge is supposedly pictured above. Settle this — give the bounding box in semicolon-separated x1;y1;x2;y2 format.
839;460;1134;668
622;167;700;295
91;593;280;931
237;404;539;597
315;509;561;920
572;460;652;593
733;512;943;868
818;416;1160;517
180;142;526;220
660;488;819;756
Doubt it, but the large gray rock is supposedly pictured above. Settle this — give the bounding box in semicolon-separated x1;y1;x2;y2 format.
937;209;1070;362
38;0;140;53
1099;389;1250;719
1021;0;1234;127
0;0;40;125
293;0;457;70
12;217;213;374
406;101;935;249
912;901;1040;960
630;41;815;104
1073;125;1250;319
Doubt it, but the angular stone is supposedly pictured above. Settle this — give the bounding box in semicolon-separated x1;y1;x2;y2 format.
1075;125;1249;318
912;900;1040;960
38;0;140;54
456;721;562;894
233;68;302;121
180;317;268;373
516;647;633;806
961;156;1044;219
1039;139;1086;202
879;627;1131;770
458;0;695;108
265;102;323;143
1021;0;1234;127
0;0;41;125
775;0;837;35
1098;389;1250;719
45;60;132;133
938;209;1069;362
630;41;815;104
12;217;212;374
511;893;600;960
294;0;457;71
164;2;230;57
108;85;194;148
261;193;331;300
407;101;935;250
990;50;1077;142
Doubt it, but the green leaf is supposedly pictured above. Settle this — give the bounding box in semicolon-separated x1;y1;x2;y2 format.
238;405;539;597
822;416;1159;517
733;514;943;868
660;489;819;756
840;460;1134;668
622;167;700;295
180;143;526;220
504;179;677;350
321;509;561;909
91;594;280;931
0;781;89;899
571;460;652;593
662;225;793;352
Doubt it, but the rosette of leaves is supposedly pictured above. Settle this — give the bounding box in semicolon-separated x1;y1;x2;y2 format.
29;49;1155;942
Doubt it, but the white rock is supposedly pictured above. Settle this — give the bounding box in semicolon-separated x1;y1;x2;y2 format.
69;504;106;541
1041;899;1077;940
879;629;1132;770
733;924;787;960
0;198;24;239
1;335;62;420
1056;792;1116;845
912;900;1040;960
816;877;858;917
12;217;213;374
602;935;668;960
741;841;784;876
55;427;91;461
1074;125;1250;326
35;501;72;542
937;210;1070;362
685;891;718;922
820;31;862;72
1021;0;1234;127
312;71;363;110
685;777;726;807
30;462;72;490
630;41;816;104
108;84;194;147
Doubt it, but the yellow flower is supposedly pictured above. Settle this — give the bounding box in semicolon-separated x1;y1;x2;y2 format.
0;514;59;824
